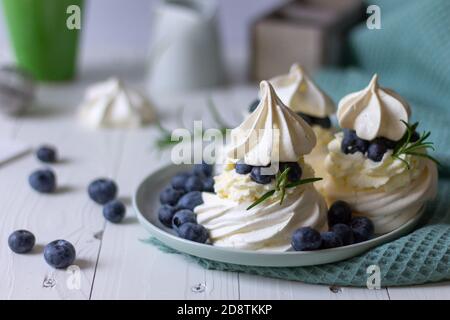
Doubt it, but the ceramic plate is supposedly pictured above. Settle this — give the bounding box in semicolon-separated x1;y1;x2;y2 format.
133;164;424;267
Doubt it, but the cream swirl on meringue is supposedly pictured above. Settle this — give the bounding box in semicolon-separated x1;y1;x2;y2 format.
337;74;411;141
195;185;327;251
269;63;335;118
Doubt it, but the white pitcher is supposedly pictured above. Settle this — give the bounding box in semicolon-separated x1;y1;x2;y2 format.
147;0;225;93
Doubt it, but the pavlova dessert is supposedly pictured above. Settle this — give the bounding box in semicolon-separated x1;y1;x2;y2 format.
249;64;336;180
323;74;438;234
157;81;336;251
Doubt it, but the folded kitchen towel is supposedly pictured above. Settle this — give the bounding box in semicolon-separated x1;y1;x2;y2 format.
147;0;450;287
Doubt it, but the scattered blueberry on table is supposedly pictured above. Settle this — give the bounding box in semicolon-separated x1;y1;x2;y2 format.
29;168;57;193
44;240;76;269
291;227;322;251
36;145;58;163
8;230;35;254
103;200;126;223
88;178;118;204
177;223;209;243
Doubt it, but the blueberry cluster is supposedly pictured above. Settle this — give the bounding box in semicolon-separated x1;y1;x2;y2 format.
157;163;214;243
297;112;331;129
88;178;127;223
235;161;302;185
341;129;400;162
8;229;76;269
291;200;375;251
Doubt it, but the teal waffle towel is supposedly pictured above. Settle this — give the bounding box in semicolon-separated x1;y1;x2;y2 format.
147;0;450;287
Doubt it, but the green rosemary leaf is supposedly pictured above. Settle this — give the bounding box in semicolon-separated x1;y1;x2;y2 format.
392;154;410;169
276;167;290;190
246;190;275;210
285;177;323;189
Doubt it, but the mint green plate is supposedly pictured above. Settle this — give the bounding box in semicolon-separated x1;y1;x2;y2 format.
133;164;424;267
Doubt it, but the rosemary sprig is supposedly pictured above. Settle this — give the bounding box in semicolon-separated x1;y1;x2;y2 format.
246;167;322;210
155;120;182;149
392;120;440;169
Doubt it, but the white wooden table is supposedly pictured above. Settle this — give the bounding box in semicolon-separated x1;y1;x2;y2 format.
0;81;448;300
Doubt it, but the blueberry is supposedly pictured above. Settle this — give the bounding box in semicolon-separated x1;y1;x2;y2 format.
297;112;313;126
36;145;57;163
159;187;184;206
29;169;56;193
327;200;352;227
341;129;369;154
314;116;331;129
158;205;176;227
320;231;343;249
177;222;209;243
350;217;375;243
248;99;260;113
250;166;275;184
185;175;203;192
376;137;397;149
280;162;302;182
202;177;215;192
103;200;126;223
172;209;197;230
177;191;203;210
235;161;252;175
330;223;354;246
8;230;35;253
368;140;388;162
44;240;76;269
291;227;322;251
171;172;191;190
193;162;213;177
88;178;118;204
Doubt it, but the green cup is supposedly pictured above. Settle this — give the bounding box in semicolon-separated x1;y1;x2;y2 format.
2;0;83;81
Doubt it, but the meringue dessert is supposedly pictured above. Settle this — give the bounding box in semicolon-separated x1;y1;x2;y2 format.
323;74;438;234
78;77;156;129
194;81;328;251
267;64;336;181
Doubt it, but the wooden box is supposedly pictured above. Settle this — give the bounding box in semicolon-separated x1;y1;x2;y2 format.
251;0;364;81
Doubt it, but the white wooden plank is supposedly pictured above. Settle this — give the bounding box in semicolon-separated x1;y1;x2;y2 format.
238;274;389;300
0;85;125;299
388;282;450;300
90;127;239;300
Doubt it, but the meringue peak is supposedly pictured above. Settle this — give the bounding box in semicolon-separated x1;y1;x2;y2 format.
337;74;411;141
227;80;316;166
269;63;335;117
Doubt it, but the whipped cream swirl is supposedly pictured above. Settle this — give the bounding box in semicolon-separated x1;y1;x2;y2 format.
196;185;327;251
324;133;438;233
227;81;316;166
269;63;335;118
337;74;411;141
79;78;156;129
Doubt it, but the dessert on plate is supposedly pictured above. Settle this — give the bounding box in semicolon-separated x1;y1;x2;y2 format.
258;64;336;181
323;74;438;234
194;81;328;251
